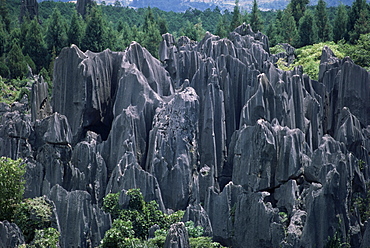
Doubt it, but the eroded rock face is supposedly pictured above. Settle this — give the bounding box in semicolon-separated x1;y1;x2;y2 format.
0;221;25;248
48;185;110;248
1;25;369;248
164;222;190;248
146;87;199;210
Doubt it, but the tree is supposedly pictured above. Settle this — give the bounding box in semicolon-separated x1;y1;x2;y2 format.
181;20;198;41
315;0;332;42
45;8;67;55
351;7;370;42
230;0;242;31
0;157;25;221
299;9;318;47
288;0;310;25
7;41;28;79
0;0;11;32
333;4;348;42
215;15;229;38
143;6;155;33
142;20;162;58
0;17;8;57
23;18;48;72
250;0;263;32
81;6;108;52
281;6;299;47
266;22;278;46
157;16;168;35
68;11;84;47
347;0;366;42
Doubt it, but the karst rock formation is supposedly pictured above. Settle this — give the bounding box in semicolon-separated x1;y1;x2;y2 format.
1;24;370;248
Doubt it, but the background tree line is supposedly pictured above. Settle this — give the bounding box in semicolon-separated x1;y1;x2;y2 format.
0;0;369;82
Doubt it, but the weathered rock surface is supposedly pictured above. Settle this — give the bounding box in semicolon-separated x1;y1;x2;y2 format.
164;222;190;248
48;184;110;248
0;24;369;248
0;221;25;248
31;75;52;122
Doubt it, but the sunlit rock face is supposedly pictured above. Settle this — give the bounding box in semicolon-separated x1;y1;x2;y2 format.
0;23;369;248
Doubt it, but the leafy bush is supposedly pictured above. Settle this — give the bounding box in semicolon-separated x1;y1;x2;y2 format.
29;227;60;248
101;189;185;245
100;219;135;248
14;196;56;243
0;157;25;221
270;44;286;54
189;237;225;248
185;221;204;238
102;192;121;219
272;42;345;80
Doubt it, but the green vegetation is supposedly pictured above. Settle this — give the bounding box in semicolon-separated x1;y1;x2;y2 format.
14;196;57;243
0;157;25;221
101;189;184;247
101;189;224;248
29;227;60;248
351;182;370;223
271;42;346;80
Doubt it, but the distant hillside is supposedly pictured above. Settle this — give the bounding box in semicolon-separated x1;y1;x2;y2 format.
37;0;370;11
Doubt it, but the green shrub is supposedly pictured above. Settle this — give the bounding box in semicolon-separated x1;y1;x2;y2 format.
29;227;60;248
102;192;121;219
270;44;286;54
0;157;25;221
148;229;167;247
185;221;204;238
272;42;345;80
189;237;225;248
101;189;185;243
100;219;135;248
127;188;145;212
14;196;55;243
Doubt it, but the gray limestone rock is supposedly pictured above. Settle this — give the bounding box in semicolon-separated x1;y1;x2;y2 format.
24;160;44;198
164;222;190;248
0;221;25;248
49;184;110;248
52;46;123;143
230;119;306;192
0;110;33;159
31;75;51;122
71;131;107;204
146;87;199;210
183;204;213;237
361;219;370;248
104;150;165;212
319;46;370;133
204;182;243;246
233;191;284;248
4;23;367;248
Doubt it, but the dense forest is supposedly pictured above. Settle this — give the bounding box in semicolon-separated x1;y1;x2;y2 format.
0;0;370;86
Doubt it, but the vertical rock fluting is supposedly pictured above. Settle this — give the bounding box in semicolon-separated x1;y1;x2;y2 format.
1;24;369;248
